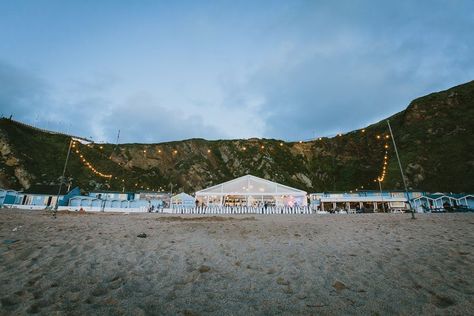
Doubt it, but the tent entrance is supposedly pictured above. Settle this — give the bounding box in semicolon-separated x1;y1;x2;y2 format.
223;195;247;207
222;195;278;207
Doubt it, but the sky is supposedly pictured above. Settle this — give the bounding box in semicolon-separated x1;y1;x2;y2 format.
0;0;473;143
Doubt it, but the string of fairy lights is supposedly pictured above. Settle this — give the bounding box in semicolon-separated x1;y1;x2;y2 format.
71;130;390;192
71;140;112;179
350;132;391;192
72;140;167;191
374;136;390;183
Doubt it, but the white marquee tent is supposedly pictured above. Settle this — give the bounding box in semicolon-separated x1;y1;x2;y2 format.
195;175;307;207
171;192;196;208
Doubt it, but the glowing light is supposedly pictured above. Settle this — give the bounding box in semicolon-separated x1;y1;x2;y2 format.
207;149;211;153
376;135;381;139
72;144;112;178
362;129;365;133
280;142;283;146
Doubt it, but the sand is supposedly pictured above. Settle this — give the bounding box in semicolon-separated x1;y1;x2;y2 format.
0;209;473;315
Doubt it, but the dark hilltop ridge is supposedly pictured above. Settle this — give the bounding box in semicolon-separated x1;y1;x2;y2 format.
1;81;473;193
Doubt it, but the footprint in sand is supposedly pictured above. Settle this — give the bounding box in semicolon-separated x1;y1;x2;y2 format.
26;303;41;314
431;293;455;309
267;267;276;274
107;275;123;290
26;275;42;287
91;286;109;297
1;295;21;310
31;290;43;300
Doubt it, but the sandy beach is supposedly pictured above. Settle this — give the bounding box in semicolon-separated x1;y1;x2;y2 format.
0;210;473;315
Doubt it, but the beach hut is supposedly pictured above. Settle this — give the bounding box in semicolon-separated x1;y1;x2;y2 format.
411;195;434;212
69;196;102;209
13;185;80;209
171;193;196;208
0;188;19;207
423;193;457;210
309;190;424;213
195;175;307;207
88;190;134;201
457;194;474;209
411;193;474;212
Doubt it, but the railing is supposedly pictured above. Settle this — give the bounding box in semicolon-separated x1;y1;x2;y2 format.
2;204;412;214
2;204;50;210
169;206;313;214
61;206;148;213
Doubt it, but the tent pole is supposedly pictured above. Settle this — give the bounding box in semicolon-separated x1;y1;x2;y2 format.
54;138;73;215
387;120;415;219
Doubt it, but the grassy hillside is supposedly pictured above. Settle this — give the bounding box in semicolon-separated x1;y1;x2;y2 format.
1;81;473;193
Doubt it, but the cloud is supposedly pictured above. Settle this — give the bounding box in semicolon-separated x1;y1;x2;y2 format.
214;1;474;140
1;1;473;142
97;92;222;143
0;61;48;120
0;60;223;143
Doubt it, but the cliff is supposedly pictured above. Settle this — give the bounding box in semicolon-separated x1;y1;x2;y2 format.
1;81;473;193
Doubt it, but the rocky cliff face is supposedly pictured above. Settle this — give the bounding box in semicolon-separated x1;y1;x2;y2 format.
0;129;33;189
1;81;473;193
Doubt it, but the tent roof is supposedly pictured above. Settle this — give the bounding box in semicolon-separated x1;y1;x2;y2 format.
195;175;306;196
171;193;195;200
413;193;474;201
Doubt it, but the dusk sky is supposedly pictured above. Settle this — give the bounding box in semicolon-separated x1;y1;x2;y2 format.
1;1;473;143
